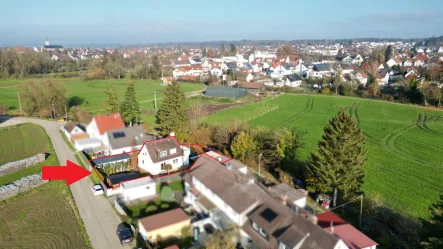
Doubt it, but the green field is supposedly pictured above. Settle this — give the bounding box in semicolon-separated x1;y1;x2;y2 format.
0;78;206;113
203;94;443;219
0;123;90;248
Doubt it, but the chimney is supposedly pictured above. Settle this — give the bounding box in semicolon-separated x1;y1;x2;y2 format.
281;195;287;205
225;162;232;170
170;132;175;137
311;215;318;225
330;221;334;234
267;186;272;192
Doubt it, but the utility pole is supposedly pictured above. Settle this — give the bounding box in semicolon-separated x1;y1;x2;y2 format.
359;195;363;229
153;91;158;113
258;153;263;182
52;104;56;119
18;92;23;116
65;105;68;121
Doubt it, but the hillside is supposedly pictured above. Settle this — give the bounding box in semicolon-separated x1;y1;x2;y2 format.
203;94;443;218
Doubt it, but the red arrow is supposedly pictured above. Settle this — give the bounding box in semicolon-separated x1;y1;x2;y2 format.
42;160;91;186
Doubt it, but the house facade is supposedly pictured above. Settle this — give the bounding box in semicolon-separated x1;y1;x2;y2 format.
86;113;125;141
137;137;191;175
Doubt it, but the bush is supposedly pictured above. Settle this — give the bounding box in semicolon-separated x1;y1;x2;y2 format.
321;87;332;94
160;185;173;202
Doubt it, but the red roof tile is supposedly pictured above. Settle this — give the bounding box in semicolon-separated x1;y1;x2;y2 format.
93;113;125;135
318;211;378;249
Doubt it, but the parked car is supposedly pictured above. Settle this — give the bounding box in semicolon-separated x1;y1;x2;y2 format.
91;184;104;195
116;223;133;245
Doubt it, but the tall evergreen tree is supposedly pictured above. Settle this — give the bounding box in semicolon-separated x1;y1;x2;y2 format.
230;43;236;55
120;82;139;125
202;48;207;58
157;82;188;138
306;109;367;207
384;45;393;61
103;83;119;113
421;194;443;249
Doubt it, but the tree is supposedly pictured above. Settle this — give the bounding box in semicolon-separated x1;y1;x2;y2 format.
103;83;119;113
276;168;294;187
422;195;443;249
157;82;189;139
149;55;162;80
202;48;207;58
333;69;344;95
384;45;393;62
120;82;140;125
69;105;92;124
160;185;173;202
220;44;226;57
230;43;236;55
306;109;367;207
230;131;256;161
277;44;297;56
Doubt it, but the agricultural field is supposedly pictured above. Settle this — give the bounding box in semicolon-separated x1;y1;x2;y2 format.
0;123;90;248
0;78;206;113
203;94;443;219
0;181;91;249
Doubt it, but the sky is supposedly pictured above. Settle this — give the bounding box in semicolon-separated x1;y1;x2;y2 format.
1;0;443;46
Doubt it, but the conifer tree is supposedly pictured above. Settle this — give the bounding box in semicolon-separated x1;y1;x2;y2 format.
120;82;139;125
422;194;443;249
157;82;188;138
306;109;367;207
103;83;119;113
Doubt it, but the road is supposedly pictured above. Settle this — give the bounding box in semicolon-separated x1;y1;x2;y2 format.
0;116;126;249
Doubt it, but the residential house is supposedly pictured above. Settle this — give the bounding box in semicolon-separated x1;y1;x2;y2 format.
413;54;427;67
51;54;60;61
341;56;354;65
172;65;202;79
86;113;125;141
183;154;350;249
138;208;191;243
62;122;88;142
120;177;156;203
355;71;368;85
189;58;202;64
222;62;238;72
318;211;378;249
171;60;191;68
210;67;223;77
137;137;190;175
268;183;307;208
377;72;389;86
386;58;402;68
103;126;152;155
236;82;264;95
438;47;443;54
308;64;333;79
283;74;303;88
271;64;294;78
246;73;254;82
342;54;363;65
403;60;413;67
275;56;290;63
339;64;359;74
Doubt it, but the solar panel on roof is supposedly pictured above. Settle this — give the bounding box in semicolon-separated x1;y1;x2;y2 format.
260;208;278;222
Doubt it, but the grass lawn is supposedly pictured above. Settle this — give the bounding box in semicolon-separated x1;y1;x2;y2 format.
203;94;443;219
0;123;50;165
0;78;206;112
0;123;91;248
124;198;180;219
156;180;184;193
0;181;91;249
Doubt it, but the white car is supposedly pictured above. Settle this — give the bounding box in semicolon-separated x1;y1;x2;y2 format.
92;184;104;195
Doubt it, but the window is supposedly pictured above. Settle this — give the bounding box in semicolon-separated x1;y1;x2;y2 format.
142;160;144;164
252;222;259;231
173;159;178;164
160;151;167;157
161;163;166;170
170;148;177;154
146;186;150;190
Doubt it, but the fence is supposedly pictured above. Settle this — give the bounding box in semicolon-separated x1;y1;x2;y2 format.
0;173;49;201
0;153;46;177
114;198;127;216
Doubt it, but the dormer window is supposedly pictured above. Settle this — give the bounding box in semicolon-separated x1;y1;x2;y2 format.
170;148;177;154
160;151;167;157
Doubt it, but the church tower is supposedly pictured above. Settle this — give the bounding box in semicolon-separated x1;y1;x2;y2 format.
45;37;50;46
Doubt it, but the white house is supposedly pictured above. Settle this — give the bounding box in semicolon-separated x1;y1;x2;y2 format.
120;177;156;202
341;54;363;65
284;74;303;88
86;113;125;142
403;60;413;67
386;58;401;68
307;64;333;79
51;54;60;61
355;71;368;85
210;67;223;77
137;137;191;175
62;122;86;141
377;72;390;86
438;47;443;54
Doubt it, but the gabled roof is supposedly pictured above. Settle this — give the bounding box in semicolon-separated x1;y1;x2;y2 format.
106;126;153;151
317;211;378;249
414;54;427;62
142;137;183;164
64;121;79;134
237;81;264;89
92;113;125;135
285;74;303;82
313;64;330;72
139;208;189;232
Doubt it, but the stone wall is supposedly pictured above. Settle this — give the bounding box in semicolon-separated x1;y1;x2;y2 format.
0;153;46;177
0;173;49;201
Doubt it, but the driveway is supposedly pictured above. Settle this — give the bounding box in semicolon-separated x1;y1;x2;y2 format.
0;116;127;249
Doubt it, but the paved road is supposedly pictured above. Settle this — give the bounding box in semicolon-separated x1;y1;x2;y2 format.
0;116;126;249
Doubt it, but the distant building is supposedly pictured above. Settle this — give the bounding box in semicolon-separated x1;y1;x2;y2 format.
41;38;63;52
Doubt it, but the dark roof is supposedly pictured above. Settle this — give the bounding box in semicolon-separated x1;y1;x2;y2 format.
139;208;189;231
226;62;237;69
248;203;288;234
144;137;182;164
92;153;130;165
285;74;302;82
64;122;77;133
106;126;153;151
313;64;330;72
107;171;141;186
43;45;63;49
204;86;248;99
192;58;202;63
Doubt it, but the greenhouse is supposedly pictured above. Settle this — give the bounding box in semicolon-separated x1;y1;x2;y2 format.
204;86;247;99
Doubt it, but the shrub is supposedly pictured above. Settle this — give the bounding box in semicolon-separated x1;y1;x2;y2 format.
321;87;332;95
160;185;173;202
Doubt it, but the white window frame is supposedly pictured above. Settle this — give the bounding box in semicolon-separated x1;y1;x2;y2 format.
160;151;167;157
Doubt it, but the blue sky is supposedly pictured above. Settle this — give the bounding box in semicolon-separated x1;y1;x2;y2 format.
1;0;442;46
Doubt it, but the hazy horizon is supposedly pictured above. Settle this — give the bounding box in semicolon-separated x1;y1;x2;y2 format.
1;0;443;46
